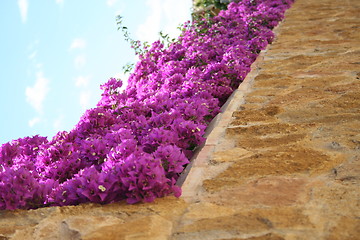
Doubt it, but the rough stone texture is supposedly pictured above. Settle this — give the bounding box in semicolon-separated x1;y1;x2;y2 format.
1;0;360;239
0;197;189;240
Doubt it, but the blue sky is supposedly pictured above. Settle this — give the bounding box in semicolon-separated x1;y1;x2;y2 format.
0;0;192;144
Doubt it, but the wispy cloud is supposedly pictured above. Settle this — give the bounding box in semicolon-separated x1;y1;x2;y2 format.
136;0;162;43
79;90;92;109
18;0;28;23
28;51;37;60
35;63;43;69
53;114;64;130
113;72;124;79
111;0;125;16
25;71;50;114
74;75;93;110
28;117;41;127
75;76;90;87
136;0;191;43
55;0;64;5
69;38;86;50
27;40;39;56
162;0;191;38
106;0;117;7
74;55;86;69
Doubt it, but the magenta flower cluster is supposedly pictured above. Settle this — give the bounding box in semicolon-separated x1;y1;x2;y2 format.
0;0;293;210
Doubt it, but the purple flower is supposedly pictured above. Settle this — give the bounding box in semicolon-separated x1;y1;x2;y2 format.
0;0;294;210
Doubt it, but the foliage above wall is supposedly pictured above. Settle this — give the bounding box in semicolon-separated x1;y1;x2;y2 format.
194;0;233;10
193;0;235;18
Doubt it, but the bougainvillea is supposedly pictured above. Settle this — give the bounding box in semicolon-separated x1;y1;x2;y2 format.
0;0;294;210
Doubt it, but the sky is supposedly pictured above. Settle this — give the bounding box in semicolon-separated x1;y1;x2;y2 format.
0;0;192;144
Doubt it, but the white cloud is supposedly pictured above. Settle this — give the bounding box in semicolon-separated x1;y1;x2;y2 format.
69;38;86;50
114;9;123;16
106;0;117;7
55;0;64;5
136;0;162;43
53;114;64;130
27;40;39;61
112;1;125;16
136;0;191;43
113;72;123;79
74;55;86;69
75;76;90;87
162;0;192;38
25;71;50;114
79;91;92;109
18;0;28;23
28;117;41;127
27;40;39;50
28;51;37;60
